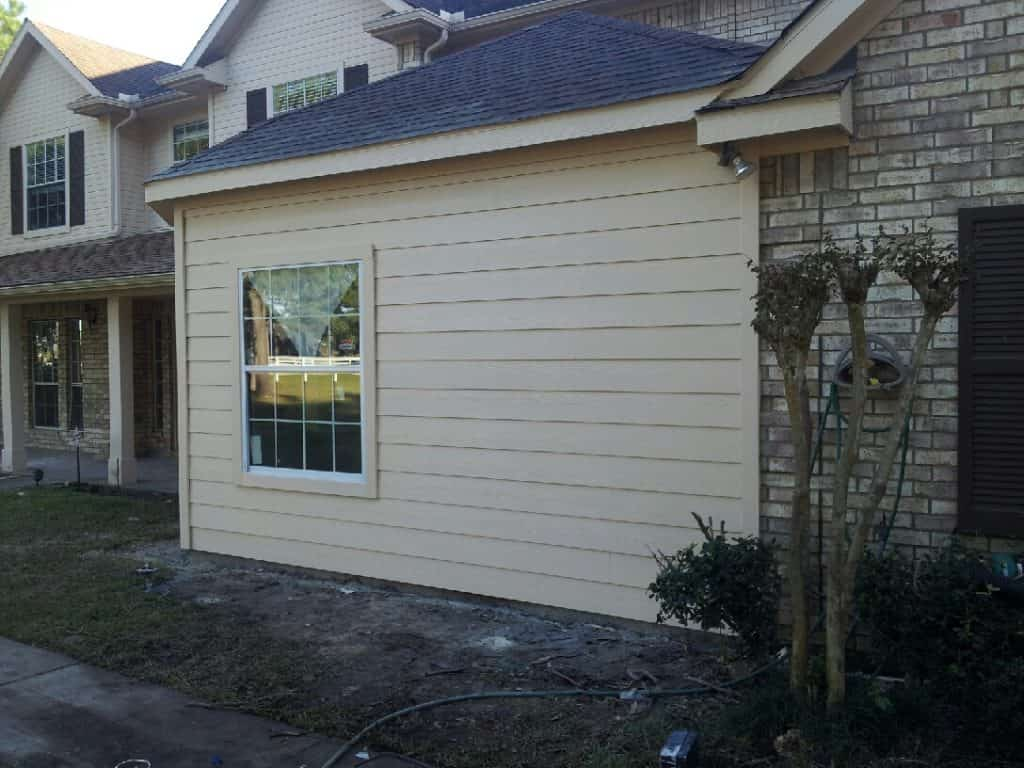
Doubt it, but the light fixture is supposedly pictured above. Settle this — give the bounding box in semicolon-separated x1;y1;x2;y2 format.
718;142;756;180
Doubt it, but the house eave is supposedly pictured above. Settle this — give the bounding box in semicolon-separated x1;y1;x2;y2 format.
145;85;724;222
0;272;174;300
364;10;448;44
697;83;853;147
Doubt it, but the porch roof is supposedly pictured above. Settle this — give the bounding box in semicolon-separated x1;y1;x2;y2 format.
0;232;174;295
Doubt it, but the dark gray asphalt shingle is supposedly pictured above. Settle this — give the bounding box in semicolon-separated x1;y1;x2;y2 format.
697;67;854;112
0;232;174;290
153;12;765;183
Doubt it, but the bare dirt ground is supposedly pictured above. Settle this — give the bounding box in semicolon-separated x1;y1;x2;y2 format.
135;540;736;766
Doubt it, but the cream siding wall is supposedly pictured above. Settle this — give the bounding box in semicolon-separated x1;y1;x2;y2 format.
177;127;760;621
209;0;400;146
0;45;112;256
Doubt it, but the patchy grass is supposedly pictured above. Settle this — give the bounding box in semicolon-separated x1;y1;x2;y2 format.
0;488;720;767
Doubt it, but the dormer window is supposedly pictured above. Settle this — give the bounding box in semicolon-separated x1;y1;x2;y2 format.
173;120;210;163
26;136;67;231
272;72;338;115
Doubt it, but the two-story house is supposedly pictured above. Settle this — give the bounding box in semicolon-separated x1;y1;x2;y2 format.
0;0;813;488
3;0;1022;622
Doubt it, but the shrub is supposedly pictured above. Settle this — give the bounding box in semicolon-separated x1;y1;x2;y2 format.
649;514;781;658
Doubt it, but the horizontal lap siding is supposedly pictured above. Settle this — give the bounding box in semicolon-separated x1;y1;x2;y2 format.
180;130;757;621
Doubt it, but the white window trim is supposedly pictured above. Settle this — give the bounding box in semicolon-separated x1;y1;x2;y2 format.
22;130;71;239
232;248;378;499
268;69;343;117
170;119;211;165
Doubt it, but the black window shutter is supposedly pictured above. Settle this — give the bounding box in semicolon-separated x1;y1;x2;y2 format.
9;146;22;236
246;88;268;128
343;64;369;92
69;130;85;227
958;204;1024;537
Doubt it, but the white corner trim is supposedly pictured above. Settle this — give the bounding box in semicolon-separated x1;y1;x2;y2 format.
145;86;722;215
0;21;102;100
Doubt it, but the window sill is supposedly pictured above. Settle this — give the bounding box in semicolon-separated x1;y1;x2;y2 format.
23;225;71;240
238;466;377;499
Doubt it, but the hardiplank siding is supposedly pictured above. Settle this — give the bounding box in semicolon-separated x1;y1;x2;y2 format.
209;0;400;145
0;45;111;256
177;127;760;621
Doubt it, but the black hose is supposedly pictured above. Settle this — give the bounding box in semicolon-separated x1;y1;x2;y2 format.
320;650;788;768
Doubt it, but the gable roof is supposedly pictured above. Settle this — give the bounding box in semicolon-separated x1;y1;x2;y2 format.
155;12;764;182
0;20;179;104
185;0;414;68
33;22;180;98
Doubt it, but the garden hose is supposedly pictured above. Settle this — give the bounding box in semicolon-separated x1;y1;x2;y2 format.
319;649;789;768
810;381;913;554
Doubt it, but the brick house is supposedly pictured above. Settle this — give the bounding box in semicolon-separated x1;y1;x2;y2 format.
1;0;1020;620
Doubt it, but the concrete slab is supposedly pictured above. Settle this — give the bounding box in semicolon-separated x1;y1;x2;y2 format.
0;449;178;495
0;638;355;768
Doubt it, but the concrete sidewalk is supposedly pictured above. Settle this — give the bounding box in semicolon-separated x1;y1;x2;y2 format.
0;637;346;768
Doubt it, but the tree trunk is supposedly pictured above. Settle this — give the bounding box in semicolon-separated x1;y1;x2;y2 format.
781;355;812;695
825;300;870;712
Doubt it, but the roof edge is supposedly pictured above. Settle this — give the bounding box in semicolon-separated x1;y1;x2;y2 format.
145;85;719;218
0;20;103;101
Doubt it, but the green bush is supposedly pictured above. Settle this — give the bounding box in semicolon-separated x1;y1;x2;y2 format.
856;544;1024;756
648;514;781;658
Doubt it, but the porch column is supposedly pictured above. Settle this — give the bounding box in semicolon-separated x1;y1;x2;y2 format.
108;296;137;486
0;303;25;474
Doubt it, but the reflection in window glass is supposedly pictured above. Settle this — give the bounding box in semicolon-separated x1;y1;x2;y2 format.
241;262;362;476
31;320;59;428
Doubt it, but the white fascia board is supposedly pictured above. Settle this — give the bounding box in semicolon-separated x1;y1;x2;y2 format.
697;84;852;146
0;273;174;300
145;86;721;220
452;0;591;31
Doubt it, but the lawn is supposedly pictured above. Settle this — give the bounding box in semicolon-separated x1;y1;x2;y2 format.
2;488;1017;768
0;487;729;768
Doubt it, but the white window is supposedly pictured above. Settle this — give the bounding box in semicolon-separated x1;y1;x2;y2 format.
241;262;364;478
398;41;421;69
25;136;66;231
173;120;209;163
272;72;338;115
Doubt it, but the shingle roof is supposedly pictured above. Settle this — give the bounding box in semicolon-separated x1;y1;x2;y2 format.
154;12;764;182
34;22;180;99
407;0;547;19
697;67;854;112
0;232;174;291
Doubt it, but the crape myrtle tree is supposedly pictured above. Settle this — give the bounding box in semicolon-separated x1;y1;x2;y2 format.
751;228;961;709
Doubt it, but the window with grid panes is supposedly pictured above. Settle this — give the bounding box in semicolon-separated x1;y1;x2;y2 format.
25;136;66;231
272;72;338;115
241;262;362;476
31;320;60;428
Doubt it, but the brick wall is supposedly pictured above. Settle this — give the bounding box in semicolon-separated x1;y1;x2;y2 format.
758;0;1024;578
0;297;177;461
619;0;813;43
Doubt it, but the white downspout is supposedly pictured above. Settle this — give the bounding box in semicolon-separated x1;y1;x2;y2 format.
110;104;139;236
424;26;449;63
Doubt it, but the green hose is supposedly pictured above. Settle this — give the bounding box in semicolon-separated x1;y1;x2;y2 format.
320;650;788;768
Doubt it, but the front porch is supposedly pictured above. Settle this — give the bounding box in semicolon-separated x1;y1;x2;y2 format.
0;232;177;491
0;447;178;494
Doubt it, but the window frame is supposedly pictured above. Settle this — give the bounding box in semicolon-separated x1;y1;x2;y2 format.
269;70;341;117
31;319;61;430
171;119;210;164
22;131;70;237
233;249;377;499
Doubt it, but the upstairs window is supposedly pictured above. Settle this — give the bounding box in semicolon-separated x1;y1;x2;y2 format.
173;120;209;163
272;72;338;115
26;136;66;231
241;262;364;478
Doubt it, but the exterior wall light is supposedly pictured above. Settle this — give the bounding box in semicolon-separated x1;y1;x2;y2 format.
718;142;756;180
